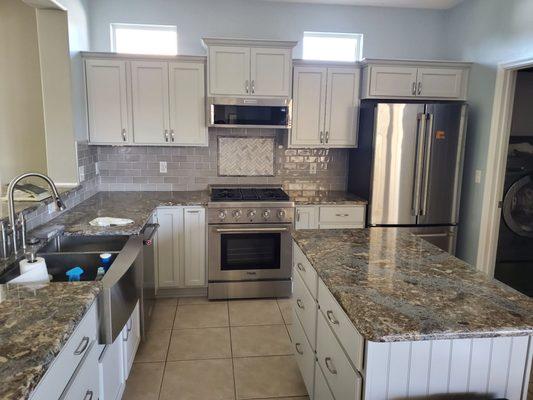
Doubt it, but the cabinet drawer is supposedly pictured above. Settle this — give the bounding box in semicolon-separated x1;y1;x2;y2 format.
291;311;316;397
293;270;318;349
293;241;318;299
317;311;362;400
318;279;364;372
314;362;335;400
61;340;100;400
31;302;98;400
319;206;365;228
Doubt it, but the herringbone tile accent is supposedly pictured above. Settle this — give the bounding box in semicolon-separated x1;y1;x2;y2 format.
218;137;274;176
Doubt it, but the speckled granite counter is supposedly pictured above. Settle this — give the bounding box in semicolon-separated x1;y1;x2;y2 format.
0;282;102;400
289;191;367;205
292;228;533;342
35;190;209;236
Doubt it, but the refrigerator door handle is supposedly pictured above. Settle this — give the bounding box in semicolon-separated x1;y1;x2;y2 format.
412;113;426;216
420;113;434;216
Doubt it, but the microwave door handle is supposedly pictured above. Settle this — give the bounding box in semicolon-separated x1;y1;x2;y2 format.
215;227;289;233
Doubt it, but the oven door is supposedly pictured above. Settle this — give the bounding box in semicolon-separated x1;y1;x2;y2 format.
208;224;292;281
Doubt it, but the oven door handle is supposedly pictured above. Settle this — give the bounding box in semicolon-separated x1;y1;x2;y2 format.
215;227;289;233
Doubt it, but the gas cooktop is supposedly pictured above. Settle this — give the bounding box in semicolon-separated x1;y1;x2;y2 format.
211;187;290;202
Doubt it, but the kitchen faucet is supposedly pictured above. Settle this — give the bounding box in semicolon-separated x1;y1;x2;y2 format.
6;172;66;255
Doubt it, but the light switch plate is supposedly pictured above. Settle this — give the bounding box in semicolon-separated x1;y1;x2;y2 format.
159;161;167;174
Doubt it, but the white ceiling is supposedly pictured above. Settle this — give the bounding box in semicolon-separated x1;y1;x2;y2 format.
252;0;463;9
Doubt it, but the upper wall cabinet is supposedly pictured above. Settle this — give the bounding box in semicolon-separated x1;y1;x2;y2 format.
290;62;360;148
84;54;207;146
361;59;471;100
203;38;296;98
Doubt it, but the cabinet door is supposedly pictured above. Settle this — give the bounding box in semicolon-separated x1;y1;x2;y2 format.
295;206;319;230
314;363;335;400
122;302;140;380
208;46;250;96
61;342;100;400
417;68;465;99
98;334;124;400
183;207;206;287
291;67;327;146
368;65;417;98
250;47;292;97
131;61;170;144
156;208;182;288
169;62;207;146
86;59;130;144
324;67;360;147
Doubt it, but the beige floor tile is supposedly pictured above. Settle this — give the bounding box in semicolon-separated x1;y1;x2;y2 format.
277;298;293;324
167;327;231;361
231;325;292;357
150;305;177;331
122;362;165;400
174;303;229;328
234;355;307;399
178;296;225;305
228;300;284;326
134;329;171;362
248;398;309;400
159;359;235;400
156;298;179;306
286;324;293;342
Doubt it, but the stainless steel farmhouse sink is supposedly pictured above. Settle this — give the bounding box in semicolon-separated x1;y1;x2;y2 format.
39;235;129;253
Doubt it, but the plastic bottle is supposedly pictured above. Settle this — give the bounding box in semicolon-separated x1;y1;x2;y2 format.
66;266;84;282
100;253;113;271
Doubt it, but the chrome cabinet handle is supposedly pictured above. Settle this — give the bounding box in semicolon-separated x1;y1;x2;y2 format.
320;131;324;143
74;336;90;355
296;298;304;309
127;319;133;333
121;128;127;142
170;129;175;142
245;80;249;93
325;357;338;375
326;310;339;325
164;130;169;142
187;210;201;214
83;390;93;400
325;131;329;143
411;82;417;95
296;210;301;222
335;213;349;217
417;81;422;95
295;343;304;355
297;262;305;272
123;329;130;342
251;80;255;94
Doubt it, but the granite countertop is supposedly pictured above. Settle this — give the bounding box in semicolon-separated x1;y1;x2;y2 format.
292;228;533;342
0;282;102;400
288;191;367;205
35;190;210;236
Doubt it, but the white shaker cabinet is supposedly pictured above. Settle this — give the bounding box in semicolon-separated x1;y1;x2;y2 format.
291;63;360;148
130;61;170;144
122;302;141;379
367;65;418;98
295;205;319;230
250;47;292;97
156;207;207;290
98;333;125;400
85;59;131;144
416;67;465;99
208;46;250;96
295;205;366;230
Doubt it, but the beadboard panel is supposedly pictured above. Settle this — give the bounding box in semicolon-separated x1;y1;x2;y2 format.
365;335;532;400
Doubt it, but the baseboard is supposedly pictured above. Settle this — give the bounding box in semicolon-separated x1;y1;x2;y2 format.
156;287;207;298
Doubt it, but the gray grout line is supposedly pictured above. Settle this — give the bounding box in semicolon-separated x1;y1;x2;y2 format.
227;301;239;400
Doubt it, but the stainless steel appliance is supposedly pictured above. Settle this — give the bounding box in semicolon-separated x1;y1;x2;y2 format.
207;186;294;299
208;97;292;129
348;101;468;254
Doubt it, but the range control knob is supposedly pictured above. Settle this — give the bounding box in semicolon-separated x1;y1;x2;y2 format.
232;210;242;219
247;209;257;219
262;209;271;220
218;210;227;220
277;210;286;219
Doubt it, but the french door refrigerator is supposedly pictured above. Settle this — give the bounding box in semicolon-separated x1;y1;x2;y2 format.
348;100;468;254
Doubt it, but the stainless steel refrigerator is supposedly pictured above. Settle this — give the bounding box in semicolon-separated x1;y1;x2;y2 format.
348;101;468;254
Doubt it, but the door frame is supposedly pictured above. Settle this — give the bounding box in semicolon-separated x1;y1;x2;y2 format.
476;57;533;277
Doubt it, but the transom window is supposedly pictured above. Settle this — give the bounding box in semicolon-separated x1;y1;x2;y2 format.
303;32;363;62
110;23;178;55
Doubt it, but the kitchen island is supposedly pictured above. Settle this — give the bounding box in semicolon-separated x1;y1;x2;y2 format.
291;228;533;400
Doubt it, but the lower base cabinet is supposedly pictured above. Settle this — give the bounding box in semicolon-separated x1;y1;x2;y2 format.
122;302;141;379
98;333;125;400
292;309;316;396
295;205;366;230
61;341;101;400
314;363;335;400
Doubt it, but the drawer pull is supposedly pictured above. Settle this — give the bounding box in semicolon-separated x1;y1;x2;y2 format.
123;329;130;342
83;390;94;400
295;342;304;355
335;213;350;217
297;262;306;272
326;310;339;325
296;298;305;309
73;336;90;355
127;319;133;333
325;357;338;375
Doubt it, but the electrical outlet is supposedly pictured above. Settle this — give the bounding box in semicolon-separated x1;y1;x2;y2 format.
309;163;317;175
95;162;99;175
475;169;482;184
159;161;167;174
78;166;85;182
47;202;55;214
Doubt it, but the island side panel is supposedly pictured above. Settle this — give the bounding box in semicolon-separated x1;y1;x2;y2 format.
364;335;532;400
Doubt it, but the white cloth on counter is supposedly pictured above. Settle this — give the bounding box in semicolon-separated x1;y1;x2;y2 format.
89;217;135;227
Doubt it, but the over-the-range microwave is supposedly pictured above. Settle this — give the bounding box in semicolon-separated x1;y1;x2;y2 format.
207;97;292;129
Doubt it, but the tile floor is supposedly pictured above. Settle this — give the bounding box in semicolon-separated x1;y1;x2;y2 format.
123;297;308;400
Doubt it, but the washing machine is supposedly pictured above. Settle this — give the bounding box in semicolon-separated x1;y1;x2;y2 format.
494;139;533;297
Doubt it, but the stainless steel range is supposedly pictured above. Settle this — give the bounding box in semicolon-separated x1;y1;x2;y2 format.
207;185;294;300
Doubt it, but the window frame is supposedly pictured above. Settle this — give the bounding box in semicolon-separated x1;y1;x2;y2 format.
110;23;178;55
302;31;364;62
